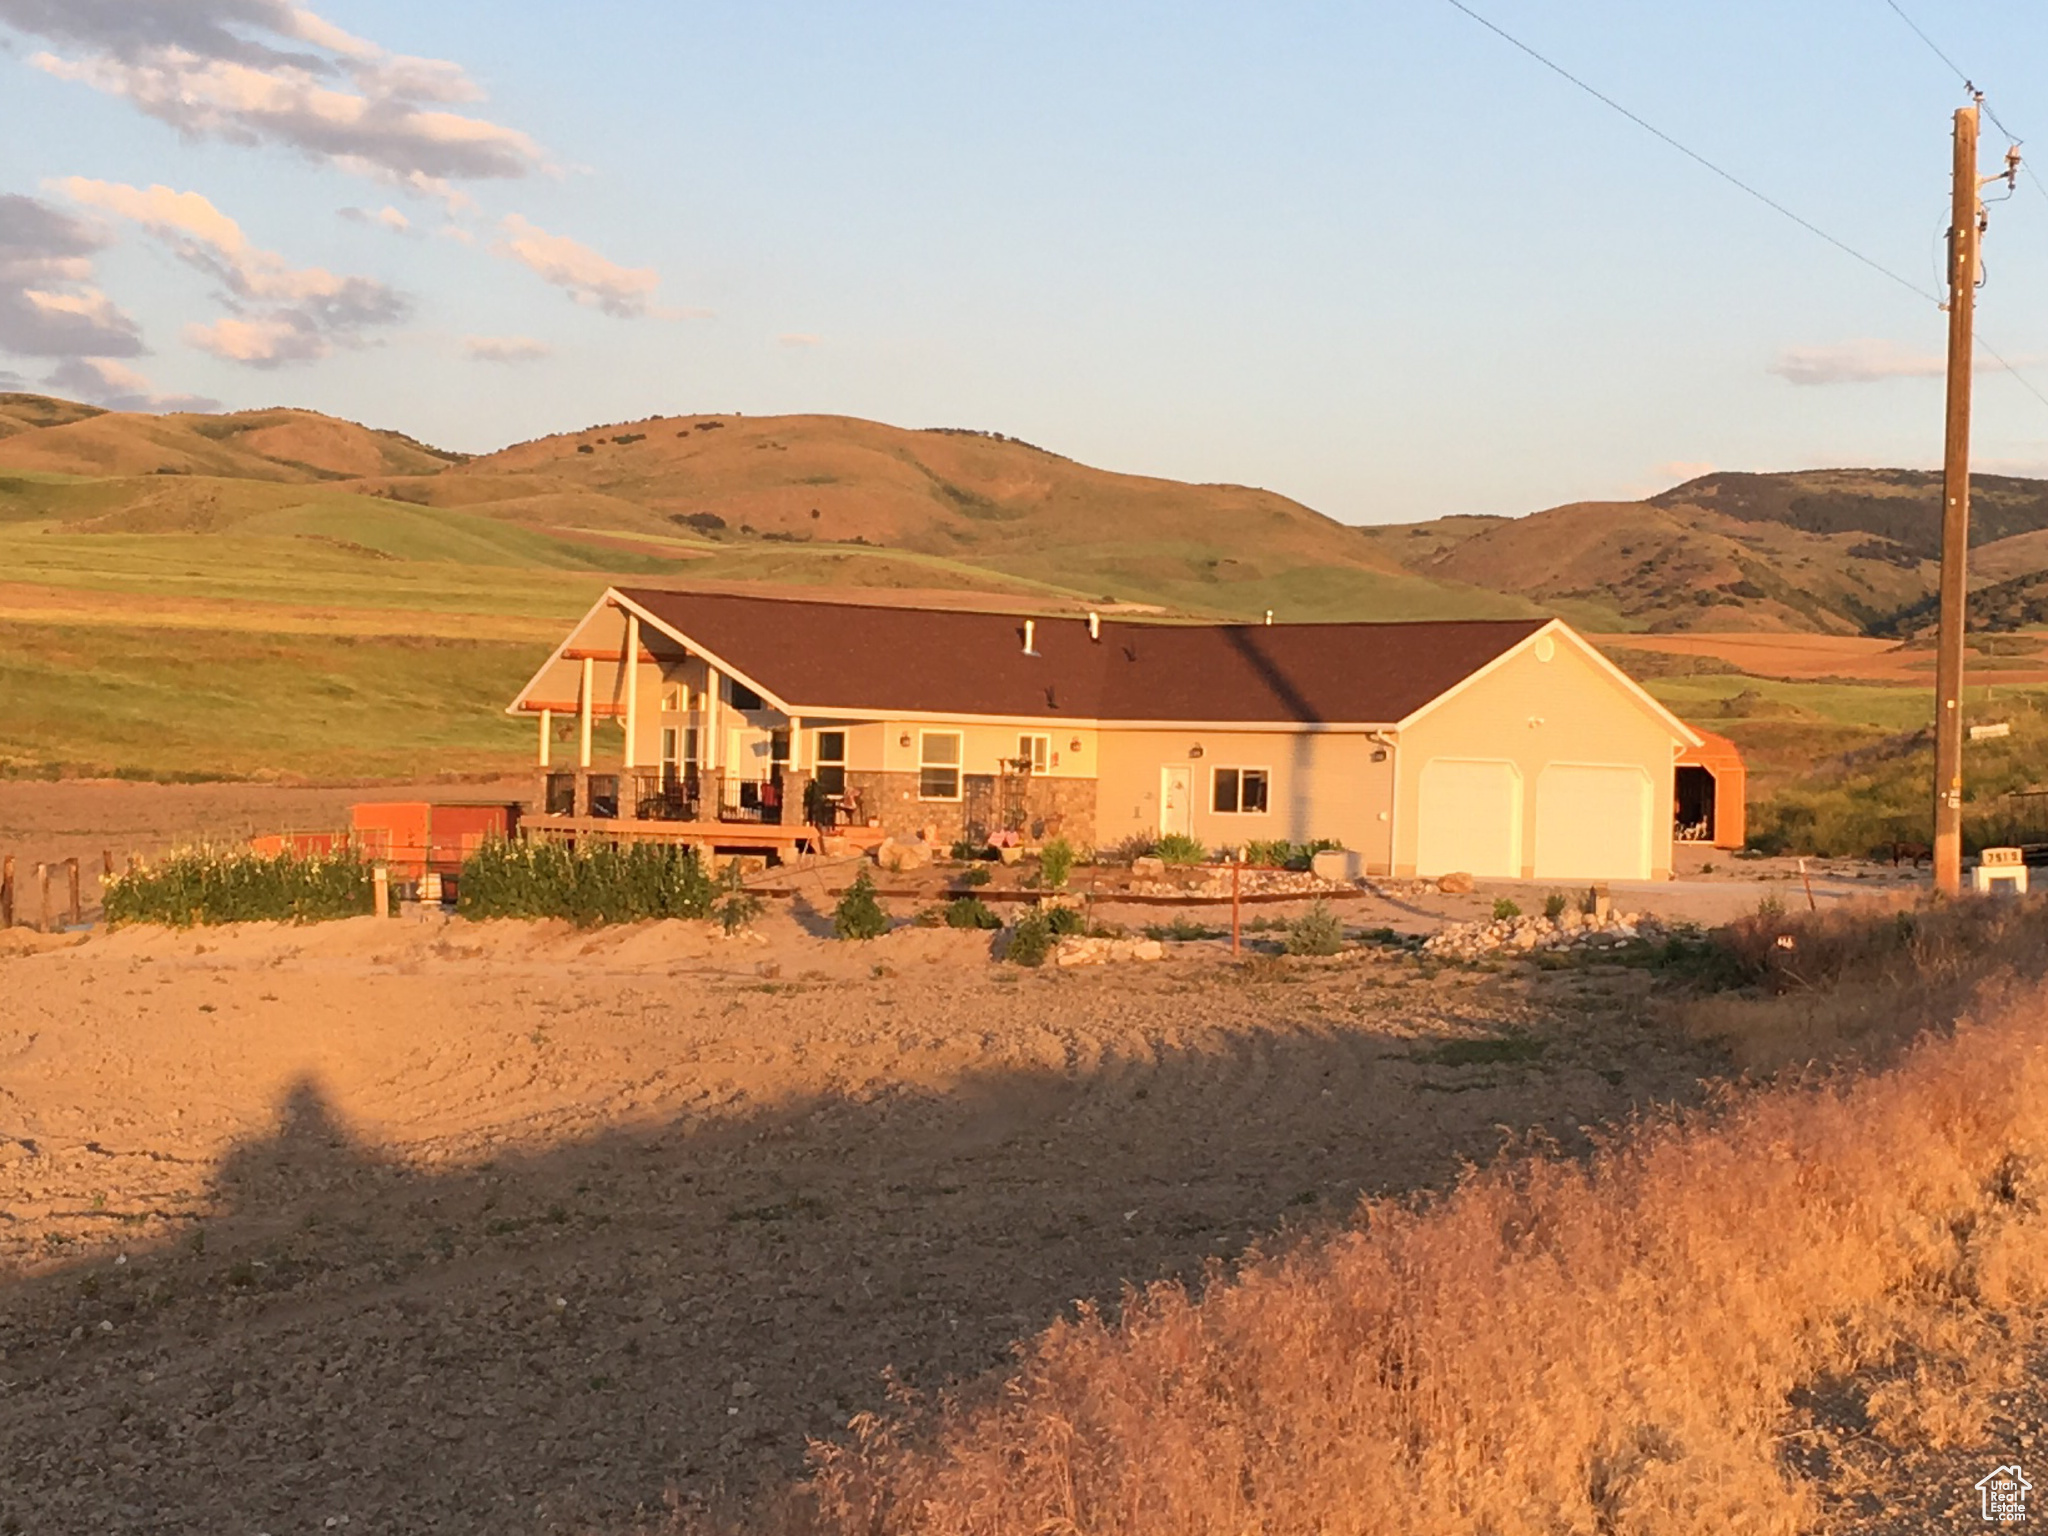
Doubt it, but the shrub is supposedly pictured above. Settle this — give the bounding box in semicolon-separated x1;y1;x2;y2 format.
1047;904;1086;936
944;897;1003;930
1492;897;1522;921
714;861;764;935
1038;837;1076;891
959;866;992;887
1144;917;1218;942
1245;838;1345;871
1105;833;1158;865
949;839;995;861
104;847;372;927
457;839;714;926
1006;907;1054;966
1285;901;1346;956
832;868;890;940
1155;833;1207;866
1543;891;1569;920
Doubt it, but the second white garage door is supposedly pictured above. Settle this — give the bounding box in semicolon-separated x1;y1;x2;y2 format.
1415;758;1521;877
1534;764;1653;881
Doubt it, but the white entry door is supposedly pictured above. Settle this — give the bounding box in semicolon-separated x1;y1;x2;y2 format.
1160;765;1193;837
1415;758;1521;877
1534;764;1653;881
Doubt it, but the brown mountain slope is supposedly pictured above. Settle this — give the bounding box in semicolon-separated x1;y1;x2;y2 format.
0;405;463;482
1365;496;1939;634
0;393;104;439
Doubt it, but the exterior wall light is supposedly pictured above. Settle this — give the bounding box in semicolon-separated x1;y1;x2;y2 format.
899;732;912;747
1188;744;1204;758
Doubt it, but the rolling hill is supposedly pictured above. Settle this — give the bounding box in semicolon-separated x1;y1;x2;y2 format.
1360;469;2048;635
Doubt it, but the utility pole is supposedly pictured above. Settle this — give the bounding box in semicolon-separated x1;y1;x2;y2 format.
1933;101;1985;896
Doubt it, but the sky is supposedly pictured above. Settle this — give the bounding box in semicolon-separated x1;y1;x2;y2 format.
4;0;2048;524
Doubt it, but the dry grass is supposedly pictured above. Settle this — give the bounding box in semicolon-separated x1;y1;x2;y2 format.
771;901;2048;1536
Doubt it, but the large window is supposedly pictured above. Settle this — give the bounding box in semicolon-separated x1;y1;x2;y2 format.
1212;767;1270;814
1017;732;1050;774
727;679;765;711
919;730;963;800
814;730;847;796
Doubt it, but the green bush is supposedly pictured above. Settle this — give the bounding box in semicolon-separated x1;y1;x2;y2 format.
833;868;891;940
1143;917;1218;942
714;862;764;935
1244;838;1344;871
1007;906;1054;966
1285;901;1346;956
944;896;1003;930
1492;897;1522;921
949;839;995;861
1543;891;1569;920
1039;836;1076;890
457;839;715;926
1155;833;1207;866
959;865;992;887
1047;903;1086;936
104;847;373;927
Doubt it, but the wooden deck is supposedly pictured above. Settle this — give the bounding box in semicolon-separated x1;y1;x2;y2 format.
524;815;887;856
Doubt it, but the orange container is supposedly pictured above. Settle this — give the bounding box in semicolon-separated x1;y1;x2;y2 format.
350;801;521;879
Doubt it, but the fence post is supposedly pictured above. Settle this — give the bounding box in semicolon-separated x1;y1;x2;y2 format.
1;854;12;929
66;858;81;927
373;863;390;920
1231;859;1242;958
37;863;51;933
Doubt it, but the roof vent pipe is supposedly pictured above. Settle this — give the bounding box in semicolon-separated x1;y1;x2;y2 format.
1264;609;1274;626
1023;618;1037;655
1087;611;1100;641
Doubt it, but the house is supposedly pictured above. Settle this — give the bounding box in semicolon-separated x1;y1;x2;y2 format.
507;587;1724;880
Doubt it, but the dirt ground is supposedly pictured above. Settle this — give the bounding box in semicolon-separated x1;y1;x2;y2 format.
0;899;1725;1536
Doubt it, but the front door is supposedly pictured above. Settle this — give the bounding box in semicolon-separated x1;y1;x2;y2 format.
1160;765;1193;838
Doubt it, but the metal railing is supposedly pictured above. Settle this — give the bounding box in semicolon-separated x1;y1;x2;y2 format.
719;776;788;825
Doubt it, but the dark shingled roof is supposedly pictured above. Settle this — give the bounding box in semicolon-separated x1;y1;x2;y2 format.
614;588;1551;725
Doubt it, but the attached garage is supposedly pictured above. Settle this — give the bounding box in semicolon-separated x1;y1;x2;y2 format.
1415;758;1522;877
1533;764;1653;881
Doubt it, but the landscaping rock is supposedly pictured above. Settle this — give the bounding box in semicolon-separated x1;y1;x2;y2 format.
1131;856;1166;878
1052;935;1167;966
1421;910;1679;960
875;837;933;873
1437;871;1476;895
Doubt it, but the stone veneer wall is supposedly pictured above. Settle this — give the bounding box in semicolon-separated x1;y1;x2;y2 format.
837;771;1099;844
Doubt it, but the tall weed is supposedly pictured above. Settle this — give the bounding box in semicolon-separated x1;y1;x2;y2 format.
103;847;372;927
456;839;715;926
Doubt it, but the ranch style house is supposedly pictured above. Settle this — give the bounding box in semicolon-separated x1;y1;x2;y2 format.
508;587;1741;880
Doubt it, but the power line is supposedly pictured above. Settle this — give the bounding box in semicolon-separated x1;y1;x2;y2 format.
1437;0;1940;305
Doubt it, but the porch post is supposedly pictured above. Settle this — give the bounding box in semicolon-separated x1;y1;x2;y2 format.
623;613;640;771
538;708;551;768
579;656;594;769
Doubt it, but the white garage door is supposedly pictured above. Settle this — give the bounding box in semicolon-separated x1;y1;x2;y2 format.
1534;764;1653;881
1415;758;1521;877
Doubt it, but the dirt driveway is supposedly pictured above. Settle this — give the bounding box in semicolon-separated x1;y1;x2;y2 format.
0;912;1722;1534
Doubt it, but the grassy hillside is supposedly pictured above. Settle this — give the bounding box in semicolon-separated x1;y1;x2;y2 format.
0;396;1544;780
1362;468;2048;636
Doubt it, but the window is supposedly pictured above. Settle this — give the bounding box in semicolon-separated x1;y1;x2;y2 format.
727;679;765;711
770;729;790;767
1017;733;1050;774
1212;767;1270;814
814;730;847;796
660;726;679;767
919;731;963;800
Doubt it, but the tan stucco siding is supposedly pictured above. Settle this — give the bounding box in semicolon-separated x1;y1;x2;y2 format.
1095;728;1395;867
1393;639;1681;879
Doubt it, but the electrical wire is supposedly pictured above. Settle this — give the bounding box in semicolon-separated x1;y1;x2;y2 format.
1437;0;1941;306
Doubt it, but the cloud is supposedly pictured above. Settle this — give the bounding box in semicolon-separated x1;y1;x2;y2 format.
53;177;408;366
338;204;412;234
463;334;550;363
494;214;664;317
1;0;544;188
777;332;821;348
1769;339;1949;386
0;191;146;358
43;356;217;411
